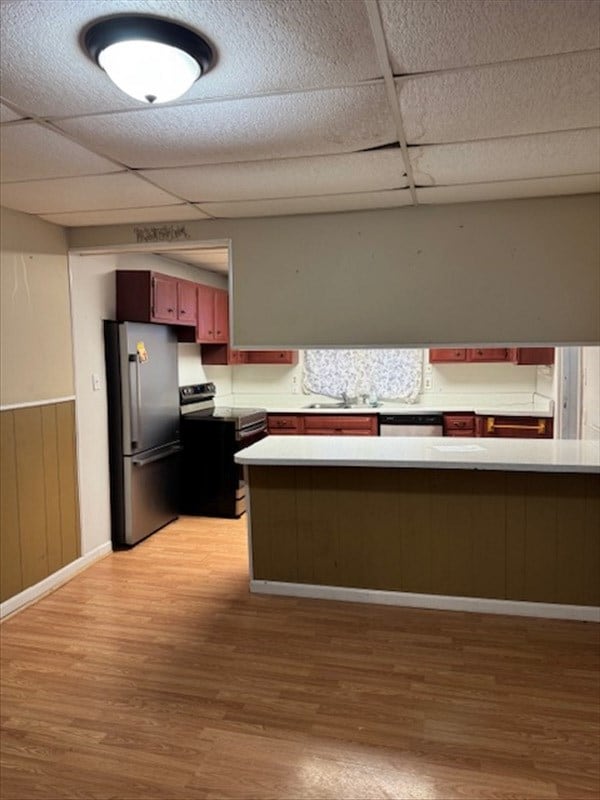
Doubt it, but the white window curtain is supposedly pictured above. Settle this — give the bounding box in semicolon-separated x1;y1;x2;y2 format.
303;349;423;402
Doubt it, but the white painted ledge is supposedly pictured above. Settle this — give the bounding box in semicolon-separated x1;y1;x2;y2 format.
250;580;600;622
0;542;112;620
0;396;76;411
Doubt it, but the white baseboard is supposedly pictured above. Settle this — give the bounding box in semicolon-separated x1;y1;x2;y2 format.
250;580;600;622
1;542;113;620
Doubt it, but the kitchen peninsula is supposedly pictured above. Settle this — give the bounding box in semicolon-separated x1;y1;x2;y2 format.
236;437;600;621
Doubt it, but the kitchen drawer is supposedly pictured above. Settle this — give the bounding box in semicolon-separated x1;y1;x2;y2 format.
476;415;553;438
307;428;374;436
267;414;304;434
303;414;377;435
443;413;475;435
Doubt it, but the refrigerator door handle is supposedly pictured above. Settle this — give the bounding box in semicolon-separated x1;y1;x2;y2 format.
128;354;141;449
132;444;182;467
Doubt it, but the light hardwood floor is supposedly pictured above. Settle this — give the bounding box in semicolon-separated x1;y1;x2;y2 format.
1;516;599;800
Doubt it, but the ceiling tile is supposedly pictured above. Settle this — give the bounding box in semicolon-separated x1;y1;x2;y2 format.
140;150;407;202
57;86;394;168
0;0;380;118
0;173;179;214
0;104;24;122
198;190;412;218
417;174;600;204
380;0;600;74
39;204;210;227
0;121;122;182
411;128;600;186
399;50;600;144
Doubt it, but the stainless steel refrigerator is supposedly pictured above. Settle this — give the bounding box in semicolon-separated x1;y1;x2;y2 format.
104;321;181;546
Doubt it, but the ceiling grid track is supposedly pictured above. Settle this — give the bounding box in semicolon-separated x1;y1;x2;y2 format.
364;0;418;205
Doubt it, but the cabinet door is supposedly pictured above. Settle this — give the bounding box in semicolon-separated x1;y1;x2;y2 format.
268;414;304;434
467;348;509;362
429;349;466;363
196;285;216;342
213;289;229;343
229;348;247;364
152;275;178;322
177;281;197;325
511;348;555;365
245;351;298;365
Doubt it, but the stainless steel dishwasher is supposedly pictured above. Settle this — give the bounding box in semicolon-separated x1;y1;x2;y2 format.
379;413;444;436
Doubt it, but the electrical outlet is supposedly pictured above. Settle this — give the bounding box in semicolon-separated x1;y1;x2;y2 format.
92;373;101;391
424;375;433;391
291;376;299;394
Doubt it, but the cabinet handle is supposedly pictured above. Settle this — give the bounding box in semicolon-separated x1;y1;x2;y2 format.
180;309;186;314
216;330;221;335
208;330;213;335
486;418;546;434
167;308;174;313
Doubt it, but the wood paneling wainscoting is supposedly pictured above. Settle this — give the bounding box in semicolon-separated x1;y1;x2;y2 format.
248;466;600;608
0;400;80;602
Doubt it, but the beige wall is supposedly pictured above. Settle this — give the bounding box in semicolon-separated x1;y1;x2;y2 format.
1;207;74;405
68;194;600;348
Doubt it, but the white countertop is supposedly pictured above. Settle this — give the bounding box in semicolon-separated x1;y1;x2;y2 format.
235;436;600;473
218;393;554;417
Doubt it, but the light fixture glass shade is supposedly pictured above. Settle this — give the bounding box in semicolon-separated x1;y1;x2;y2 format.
98;40;201;103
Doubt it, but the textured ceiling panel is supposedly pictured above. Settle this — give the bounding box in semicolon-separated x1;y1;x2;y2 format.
1;173;178;214
58;86;394;168
39;204;209;227
0;104;24;122
140;150;408;202
399;50;600;144
417;174;600;204
198;190;412;218
0;122;121;182
0;0;380;118
411;129;600;186
380;0;600;74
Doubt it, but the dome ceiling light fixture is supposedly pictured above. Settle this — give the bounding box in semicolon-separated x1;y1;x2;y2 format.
84;15;215;104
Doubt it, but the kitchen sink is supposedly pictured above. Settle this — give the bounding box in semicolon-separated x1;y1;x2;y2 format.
304;401;383;409
304;402;347;409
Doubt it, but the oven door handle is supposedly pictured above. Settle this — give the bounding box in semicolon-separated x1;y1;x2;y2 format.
238;421;268;439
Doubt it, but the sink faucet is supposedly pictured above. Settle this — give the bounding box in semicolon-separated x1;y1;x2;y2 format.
341;390;355;407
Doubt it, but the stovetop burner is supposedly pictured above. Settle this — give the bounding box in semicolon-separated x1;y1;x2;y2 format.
179;383;266;430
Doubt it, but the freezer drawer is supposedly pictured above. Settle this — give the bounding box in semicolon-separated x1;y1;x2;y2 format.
120;444;181;546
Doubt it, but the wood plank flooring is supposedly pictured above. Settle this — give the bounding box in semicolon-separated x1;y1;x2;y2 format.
1;516;599;800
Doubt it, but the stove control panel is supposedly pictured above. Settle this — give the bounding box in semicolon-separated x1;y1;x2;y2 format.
179;382;216;405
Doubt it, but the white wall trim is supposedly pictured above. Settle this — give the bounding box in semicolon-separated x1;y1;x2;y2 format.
0;542;112;620
250;580;600;622
0;396;76;412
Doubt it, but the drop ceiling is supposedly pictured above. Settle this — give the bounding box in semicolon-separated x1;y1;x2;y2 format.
0;0;599;230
